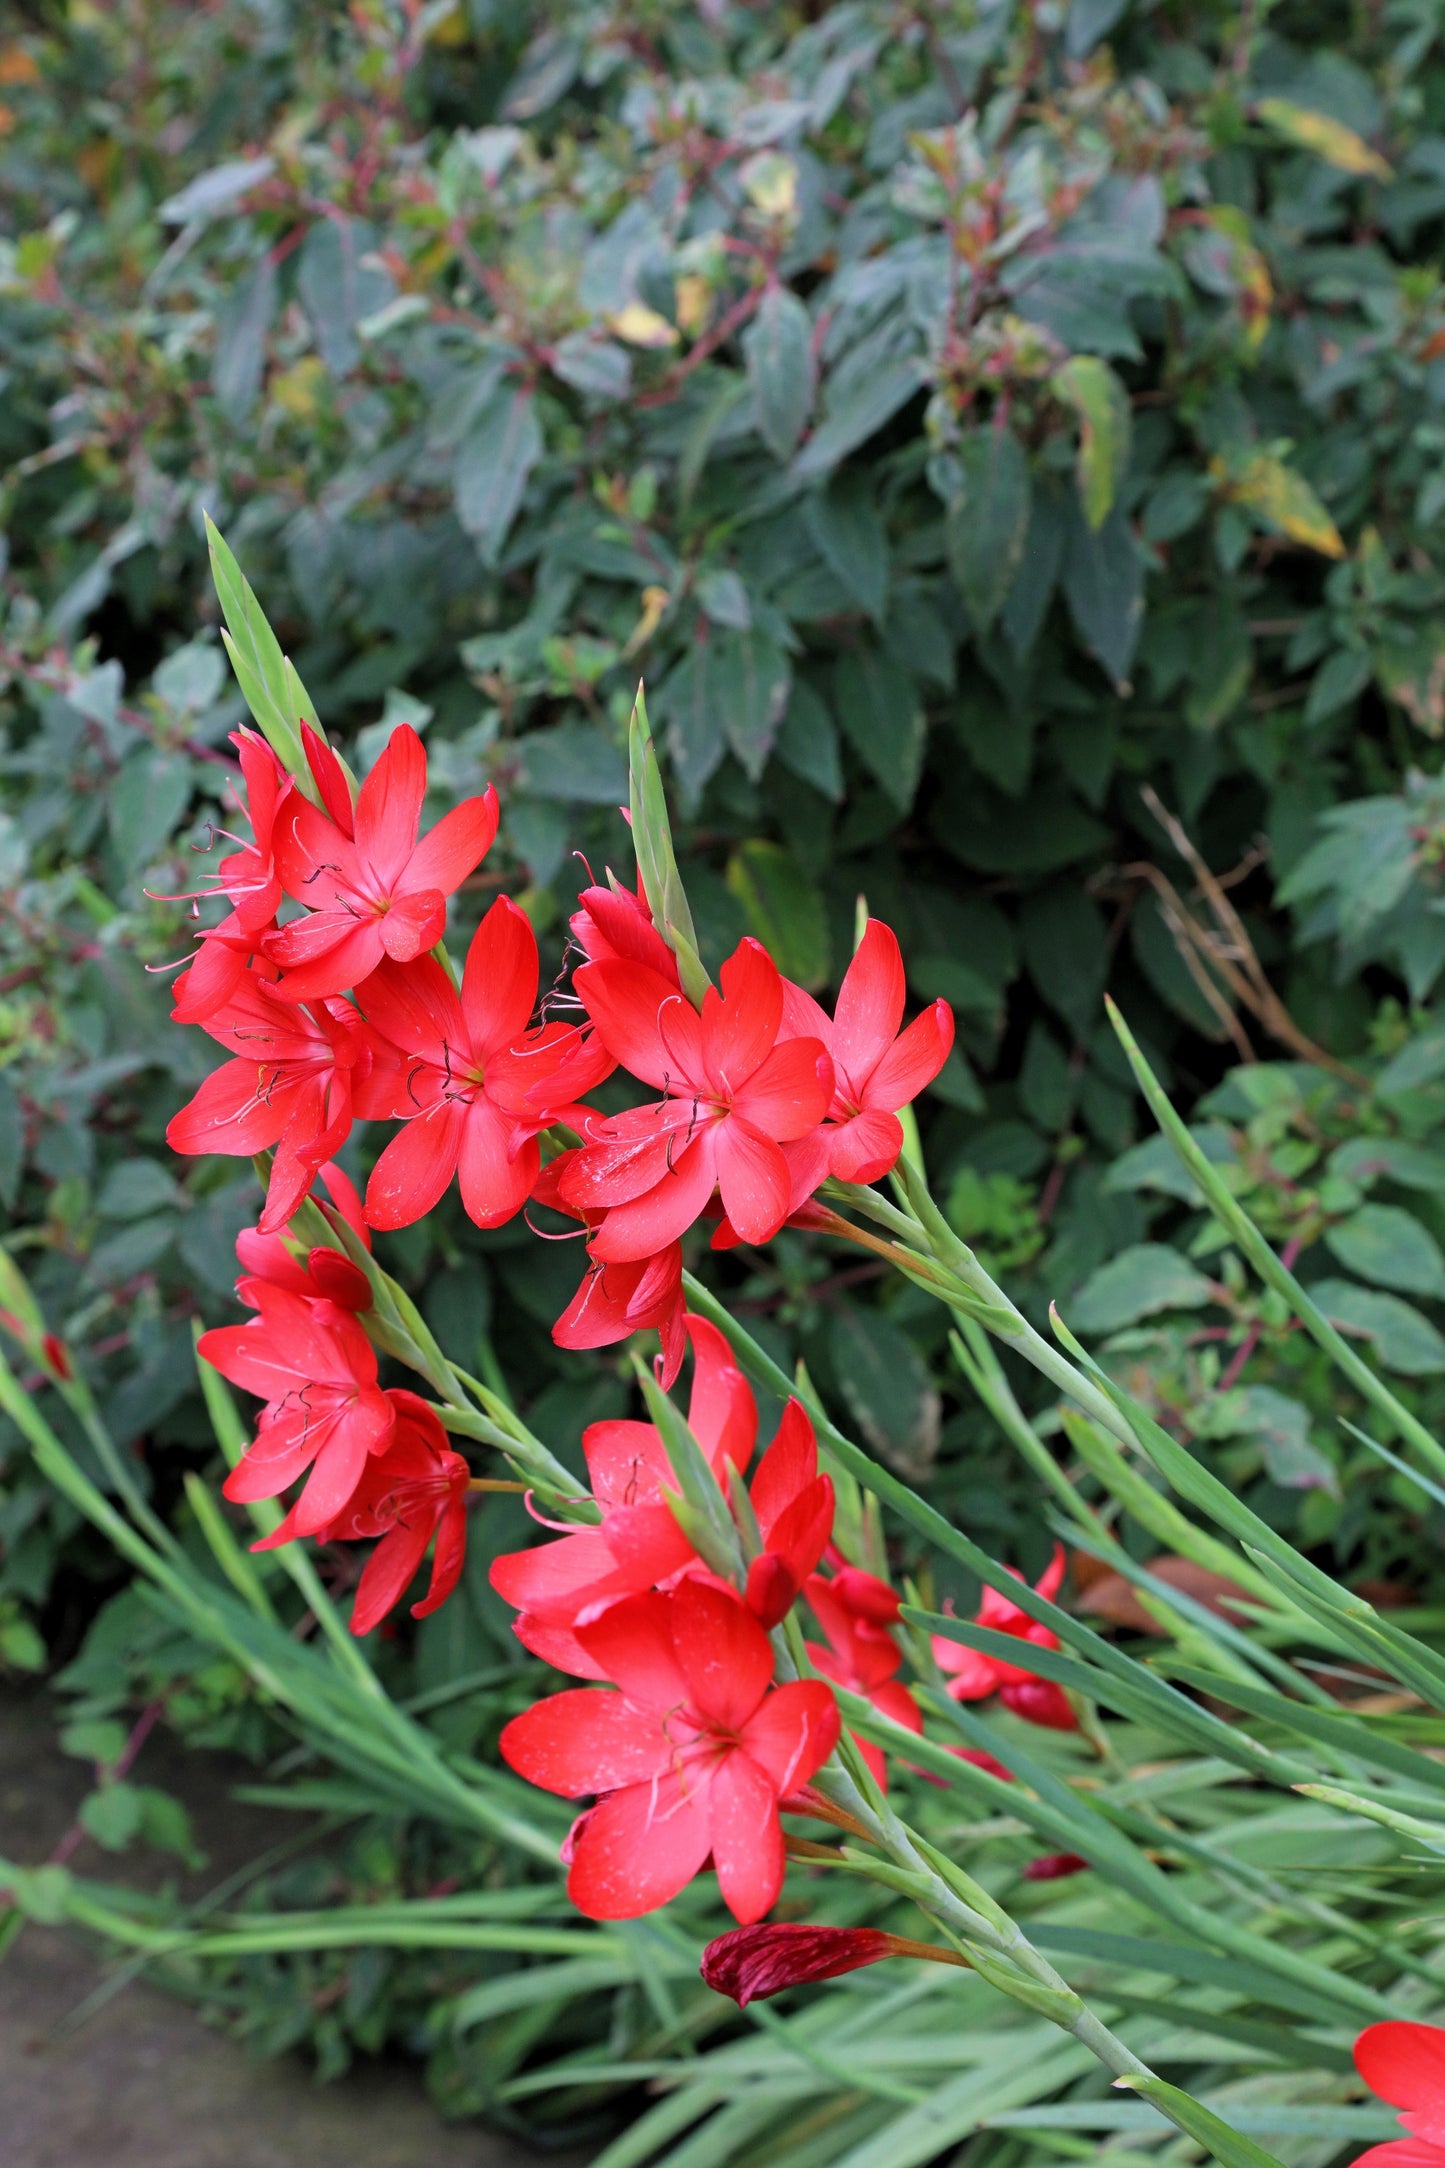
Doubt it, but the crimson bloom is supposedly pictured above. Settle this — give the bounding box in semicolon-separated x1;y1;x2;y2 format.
563;937;833;1260
166;967;390;1233
255;1389;469;1635
500;1578;840;1923
235;1163;374;1312
265;723;499;1001
743;1402;835;1630
170;906;278;1027
210;730;290;933
571;873;679;985
199;1286;394;1535
780;920;955;1185
531;1150;687;1388
1352;2022;1445;2166
360;896;613;1232
491;1314;756;1674
931;1545;1077;1732
701;1922;967;2007
805;1569;922;1789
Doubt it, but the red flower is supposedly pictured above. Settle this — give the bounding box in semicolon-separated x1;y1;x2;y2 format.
215;730;290;933
265;723;499;1001
491;1314;756;1672
1023;1852;1090;1881
701;1922;966;2006
171;907;278;1027
931;1545;1078;1732
571;873;679;985
166;969;390;1233
499;1579;840;1922
360;896;613;1232
531;1149;688;1387
255;1389;469;1635
563;937;833;1260
743;1402;835;1630
1352;2021;1445;2166
805;1569;922;1789
199;1286;395;1535
235;1163;374;1312
780;920;954;1185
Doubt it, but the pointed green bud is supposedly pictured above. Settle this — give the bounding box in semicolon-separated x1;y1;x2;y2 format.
628;685;712;1006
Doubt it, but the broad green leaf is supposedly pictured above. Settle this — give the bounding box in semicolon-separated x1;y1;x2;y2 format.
1072;1244;1217;1332
296;215;393;375
792;354;919;481
1052;355;1132;529
833;644;925;811
714;626;792;782
455;386;543;563
945;425;1032;633
743;285;815;459
1324;1202;1445;1296
108;749;192;876
1256;96;1392;179
774;678;842;800
213;254;276;423
79;1779;144;1851
1062;500;1144;687
806;472;889;622
514;722;627;803
1020;883;1107;1037
1310;1276;1445;1372
1228;1385;1339;1494
725;839;830;988
830;1307;939;1479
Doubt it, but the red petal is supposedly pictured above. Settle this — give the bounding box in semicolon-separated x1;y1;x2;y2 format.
576;1589;689;1709
166;1058;287;1158
355;723;426;888
749;1400;818;1533
404;787;499;897
573;960;692;1091
833;921;905;1096
267;919;386;1004
490;1529;629;1618
685;1315;757;1475
709;1750;786;1924
499;1688;672;1795
826;1109;903;1185
714;1122;791;1246
865;999;954;1110
701;939;782;1095
1345;2145;1445;2167
738;1679;840;1795
461;895;539;1055
585;1133;718;1262
301;725;356;836
350;1518;432;1635
356;953;465;1061
457;1099;535;1229
364;1100;466;1230
731;1038;833;1142
412;1499;468;1621
671;1579;774;1731
378;887;446;961
701;1923;905;2006
1358;2024;1445;2112
566;1770;713;1919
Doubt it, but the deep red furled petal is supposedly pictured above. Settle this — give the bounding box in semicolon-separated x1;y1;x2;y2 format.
702;1924;917;2006
833;921;906;1095
413;1498;468;1620
404;787;500;898
756;1478;834;1613
998;1677;1077;1730
378;887;446;961
566;1770;713;1919
744;1554;799;1631
709;1750;786;1924
714;1122;791;1246
573;960;694;1091
461;894;539;1056
355;723;426;889
738;1679;840;1796
499;1688;673;1795
1035;1542;1067;1604
864;999;955;1110
1023;1852;1090;1881
749;1400;818;1533
671;1579;774;1732
301;724;357;837
306;1247;373;1310
830;1566;902;1625
701;938;782;1096
457;1098;535;1229
684;1314;757;1475
350;1517;433;1635
571;882;678;982
166;1057;288;1158
730;1038;833;1142
1358;2025;1445;2113
585;1133;719;1263
826;1108;904;1185
870;1677;923;1736
364;1099;466;1230
575;1589;689;1710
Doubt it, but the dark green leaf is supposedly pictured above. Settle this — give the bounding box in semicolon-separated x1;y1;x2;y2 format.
1062;500;1144;687
1072;1244;1218;1332
725;840;830;987
805;474;889;622
214;256;277;423
455;388;543;564
833;645;925;811
743;286;815;460
945;426;1032;633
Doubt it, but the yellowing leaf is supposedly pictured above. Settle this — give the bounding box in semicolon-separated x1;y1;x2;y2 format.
741;152;798;221
1205;206;1272;353
1257;98;1392;181
1052;355;1131;530
624;584;671;657
272;355;326;420
1212;452;1345;558
608;301;679;350
0;46;40;86
674;274;711;337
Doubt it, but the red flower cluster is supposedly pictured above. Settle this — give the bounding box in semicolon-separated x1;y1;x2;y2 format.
931;1545;1079;1732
